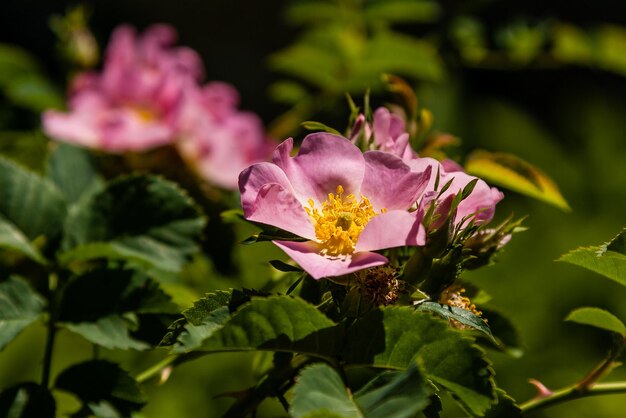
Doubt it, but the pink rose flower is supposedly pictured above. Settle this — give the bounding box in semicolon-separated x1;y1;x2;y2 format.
351;107;416;160
239;133;432;279
408;158;504;227
43;24;202;152
178;82;275;190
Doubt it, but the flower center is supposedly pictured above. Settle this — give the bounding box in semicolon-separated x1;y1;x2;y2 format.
305;185;385;256
130;104;158;123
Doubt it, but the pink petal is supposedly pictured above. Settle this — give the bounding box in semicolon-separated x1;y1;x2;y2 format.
272;134;365;205
239;162;294;213
360;151;431;211
274;240;388;279
245;183;316;240
405;157;442;193
355;210;425;252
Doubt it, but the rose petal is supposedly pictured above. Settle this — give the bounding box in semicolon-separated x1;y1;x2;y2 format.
245;183;316;240
272;134;365;205
239;162;294;212
274;240;388;279
355;210;425;252
361;151;431;211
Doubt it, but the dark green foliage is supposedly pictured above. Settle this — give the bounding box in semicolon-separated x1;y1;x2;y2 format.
0;382;55;418
55;360;146;417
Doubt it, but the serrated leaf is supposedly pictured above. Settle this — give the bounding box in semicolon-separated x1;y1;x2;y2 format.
0;217;46;264
54;360;146;417
342;308;495;416
558;229;626;286
353;363;433;418
465;150;570;211
566;307;626;337
46;143;103;204
197;296;340;358
415;301;493;340
290;363;362;418
484;388;522;418
0;277;45;351
170;291;232;352
0;382;55;418
291;362;434;418
0;156;67;240
60;175;205;272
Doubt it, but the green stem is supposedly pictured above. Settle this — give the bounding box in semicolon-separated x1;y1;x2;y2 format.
135;355;178;384
520;381;626;415
41;317;57;388
41;273;59;388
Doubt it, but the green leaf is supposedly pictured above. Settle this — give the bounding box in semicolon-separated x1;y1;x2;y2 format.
269;80;309;105
65;316;150;351
565;307;626;337
415;301;493;340
364;0;441;24
168;291;233;352
269;259;304;273
353;364;433;418
197;296;340;358
60;175;205;272
290;362;434;418
301;121;341;135
59;268;177;350
465;150;570;211
0;217;46;264
290;363;362;418
0;156;67;240
0;382;55;418
46;143;103;204
342;308;495;416
54;360;146;417
0;277;45;351
352;31;444;88
558;229;626;286
484;388;522;418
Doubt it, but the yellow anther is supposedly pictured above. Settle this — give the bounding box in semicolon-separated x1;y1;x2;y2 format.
307;185;384;256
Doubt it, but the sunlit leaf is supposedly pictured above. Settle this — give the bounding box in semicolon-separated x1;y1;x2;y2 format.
0;277;45;351
415;301;493;340
566;307;626;337
197;296;340;358
558;229;626;286
290;363;362;418
465;150;570;211
342;308;495;415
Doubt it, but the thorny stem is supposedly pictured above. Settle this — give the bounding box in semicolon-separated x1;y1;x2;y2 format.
520;381;626;414
521;336;626;415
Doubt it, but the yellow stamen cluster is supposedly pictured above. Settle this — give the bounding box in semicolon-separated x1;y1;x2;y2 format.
305;185;384;256
439;285;484;330
130;104;158;122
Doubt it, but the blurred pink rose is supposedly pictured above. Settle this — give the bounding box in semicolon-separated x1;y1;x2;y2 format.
178;82;275;190
43;24;202;152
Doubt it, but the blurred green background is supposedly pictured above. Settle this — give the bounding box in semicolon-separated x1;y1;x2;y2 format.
1;1;625;417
